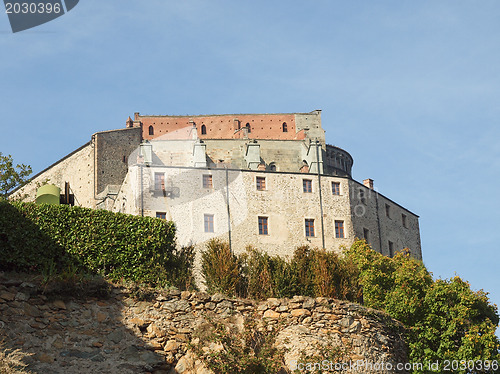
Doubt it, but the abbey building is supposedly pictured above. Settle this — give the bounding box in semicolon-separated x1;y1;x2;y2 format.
12;110;422;259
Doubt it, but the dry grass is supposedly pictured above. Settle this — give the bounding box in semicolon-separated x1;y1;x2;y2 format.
0;343;32;374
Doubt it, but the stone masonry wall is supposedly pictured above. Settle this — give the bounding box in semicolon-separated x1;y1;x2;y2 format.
0;274;408;374
94;127;142;196
11;143;95;208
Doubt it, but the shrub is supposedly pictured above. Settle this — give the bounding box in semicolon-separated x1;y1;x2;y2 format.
201;239;240;295
241;246;297;299
0;201;190;287
289;246;315;297
214;244;361;301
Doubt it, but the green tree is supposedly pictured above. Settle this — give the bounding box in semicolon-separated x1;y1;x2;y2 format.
0;152;32;200
347;240;500;373
410;277;500;373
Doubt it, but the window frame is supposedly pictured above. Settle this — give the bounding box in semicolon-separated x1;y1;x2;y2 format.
256;176;266;191
335;220;345;238
202;174;213;189
258;216;269;235
332;181;341;195
204;214;214;233
303;179;312;193
154;172;165;191
305;218;315;237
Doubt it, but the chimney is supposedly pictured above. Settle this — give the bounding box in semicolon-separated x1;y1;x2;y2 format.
126;116;133;128
363;179;374;189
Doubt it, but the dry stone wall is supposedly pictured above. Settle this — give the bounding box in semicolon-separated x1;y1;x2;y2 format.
0;274;408;374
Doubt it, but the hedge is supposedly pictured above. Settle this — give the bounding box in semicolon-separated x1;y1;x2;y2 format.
0;201;179;286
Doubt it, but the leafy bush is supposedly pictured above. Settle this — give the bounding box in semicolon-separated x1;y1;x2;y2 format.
205;242;361;301
241;246;298;299
311;248;362;302
201;239;241;295
346;240;500;373
0;201;192;287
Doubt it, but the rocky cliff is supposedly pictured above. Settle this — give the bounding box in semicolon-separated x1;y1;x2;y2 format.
0;274;408;373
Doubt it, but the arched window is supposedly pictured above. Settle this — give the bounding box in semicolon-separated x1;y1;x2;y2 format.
148;125;154;136
269;163;277;172
246;123;251;133
282;122;288;132
201;124;207;135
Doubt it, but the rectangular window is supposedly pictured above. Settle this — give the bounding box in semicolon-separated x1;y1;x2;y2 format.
332;182;340;195
335;220;345;238
258;216;268;235
256;177;266;191
203;174;213;189
385;204;391;218
154;173;165;190
156;212;166;220
363;228;369;242
303;179;312;193
305;219;315;237
360;190;366;204
388;241;394;257
402;214;407;228
204;214;214;233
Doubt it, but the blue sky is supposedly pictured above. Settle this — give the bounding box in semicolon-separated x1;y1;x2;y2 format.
1;1;499;329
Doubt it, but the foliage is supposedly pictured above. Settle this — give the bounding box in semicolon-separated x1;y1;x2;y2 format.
346;239;500;373
409;277;500;373
239;245;361;301
168;245;197;290
191;317;285;374
241;246;297;299
201;239;241;296
311;248;362;302
0;153;31;200
205;243;362;302
0;201;193;288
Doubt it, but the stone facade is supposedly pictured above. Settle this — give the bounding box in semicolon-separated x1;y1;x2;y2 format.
0;273;409;374
11;110;421;260
12;143;96;208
